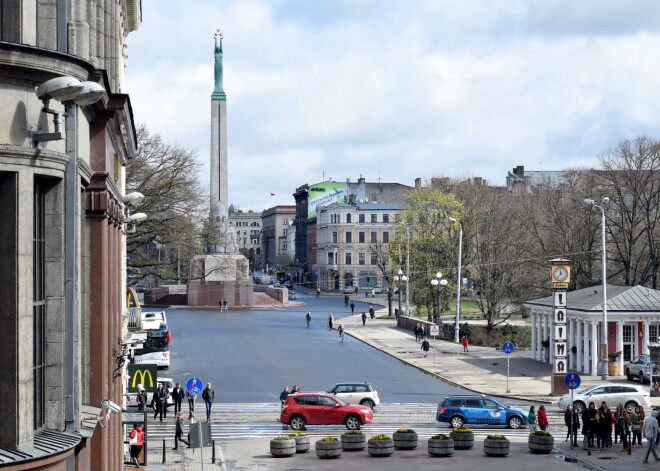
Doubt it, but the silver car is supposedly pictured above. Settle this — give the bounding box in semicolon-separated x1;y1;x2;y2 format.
626;354;652;384
558;383;651;414
328;382;380;409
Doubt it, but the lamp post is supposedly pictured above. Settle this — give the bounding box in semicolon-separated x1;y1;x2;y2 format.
394;269;407;312
584;197;610;380
405;223;411;316
431;272;448;325
448;217;463;343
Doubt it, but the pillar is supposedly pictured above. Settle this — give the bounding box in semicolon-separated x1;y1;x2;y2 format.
583;320;590;374
531;313;537;360
616;321;624;375
537;312;543;361
643;321;650;355
590;322;598;376
576;320;583;374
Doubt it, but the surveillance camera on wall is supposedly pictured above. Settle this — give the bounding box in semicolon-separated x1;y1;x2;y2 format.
101;399;121;413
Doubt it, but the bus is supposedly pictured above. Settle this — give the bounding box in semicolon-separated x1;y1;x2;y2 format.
132;327;170;368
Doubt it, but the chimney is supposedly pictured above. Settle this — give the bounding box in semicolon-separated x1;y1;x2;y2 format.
358;177;365;184
415;177;421;189
516;165;524;177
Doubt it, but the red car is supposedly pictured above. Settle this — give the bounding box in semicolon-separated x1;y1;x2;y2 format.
280;392;373;431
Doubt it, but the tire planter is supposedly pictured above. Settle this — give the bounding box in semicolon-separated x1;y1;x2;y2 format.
270;438;296;457
450;431;474;449
528;434;554;454
483;438;509;457
368;438;394;457
291;435;310;453
341;433;366;451
315;440;342;459
428;438;454;457
393;431;418;450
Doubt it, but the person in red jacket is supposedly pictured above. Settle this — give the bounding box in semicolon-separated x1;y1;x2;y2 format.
538;405;549;431
128;423;145;468
461;336;469;352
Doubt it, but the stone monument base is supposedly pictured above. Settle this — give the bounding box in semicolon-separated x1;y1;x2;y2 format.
187;279;254;307
190;254;249;281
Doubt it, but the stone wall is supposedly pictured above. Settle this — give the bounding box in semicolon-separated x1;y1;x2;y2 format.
187;280;255;307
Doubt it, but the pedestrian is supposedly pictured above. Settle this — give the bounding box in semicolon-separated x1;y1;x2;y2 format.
581;404;593;450
538;405;548;431
223;299;228;311
350;302;355;314
528;406;538;433
613;404;623;444
186;388;196;414
171;382;184;414
586;401;597;448
593;410;603;451
642;409;660;463
601;407;612;449
371;288;375;298
354;286;358;295
202;383;215;422
369;306;375;319
136;384;147;411
161;381;171;419
344;294;349;307
338;323;344;341
565;405;580;446
618;409;630;452
316;288;320;298
598;400;608;414
172;412;190;450
421;338;430;358
279;386;290;406
631;405;644;448
128;423;145;468
414;323;420;341
565;405;573;442
365;289;368;298
187;410;196;444
151;383;166;422
361;312;367;326
328;313;334;329
461;336;469;352
305;312;311;327
291;385;300;394
218;299;222;310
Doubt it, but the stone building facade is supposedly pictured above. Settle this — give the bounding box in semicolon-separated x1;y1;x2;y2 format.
0;2;141;470
228;206;263;268
262;205;295;268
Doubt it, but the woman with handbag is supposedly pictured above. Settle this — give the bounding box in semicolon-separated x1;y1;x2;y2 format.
128;423;145;468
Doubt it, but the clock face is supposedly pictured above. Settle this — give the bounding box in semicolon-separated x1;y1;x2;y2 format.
554;267;569;281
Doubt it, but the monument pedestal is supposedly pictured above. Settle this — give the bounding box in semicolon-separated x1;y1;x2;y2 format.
551;374;569;395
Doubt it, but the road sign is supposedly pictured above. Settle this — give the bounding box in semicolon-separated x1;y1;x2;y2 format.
502;342;514;354
189;422;212;448
186;377;203;395
430;325;440;336
564;372;581;390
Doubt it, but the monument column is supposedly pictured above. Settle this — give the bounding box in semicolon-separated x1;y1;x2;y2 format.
210;29;228;229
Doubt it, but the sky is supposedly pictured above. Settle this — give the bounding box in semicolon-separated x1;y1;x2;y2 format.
125;0;660;212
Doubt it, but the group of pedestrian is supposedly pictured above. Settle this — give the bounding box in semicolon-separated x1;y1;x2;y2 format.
218;299;229;311
280;385;301;406
414;323;424;341
527;405;549;433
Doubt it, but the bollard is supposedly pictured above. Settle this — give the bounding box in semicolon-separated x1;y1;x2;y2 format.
162;439;166;463
212;440;216;463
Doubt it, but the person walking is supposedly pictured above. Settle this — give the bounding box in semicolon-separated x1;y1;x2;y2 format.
586;401;597;448
369;306;375;319
528;406;538;433
186;388;197;414
202;383;215;422
613;404;623;444
421;338;430;358
414;324;420;341
152;384;166;422
564;405;574;442
291;385;300;394
564;405;580;446
461;336;469;352
305;312;311;327
631;406;644;448
172;412;190;450
618;409;630;452
581;404;593;450
361;312;367;326
328;314;334;329
338;323;344;341
601;407;613;449
218;299;222;310
223;299;228;311
350;302;355;314
136;384;147;411
344;295;349;307
187;410;196;444
171;382;184;415
538;405;549;431
316;288;320;298
279;386;289;406
128;423;145;468
642;409;660;463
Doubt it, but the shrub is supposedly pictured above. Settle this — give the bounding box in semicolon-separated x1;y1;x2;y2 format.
371;434;391;440
273;436;293;440
452;427;473;433
319;437;338;442
344;430;363;435
396;428;415;433
289;432;307;437
431;434;450;440
486;434;507;440
532;430;551;436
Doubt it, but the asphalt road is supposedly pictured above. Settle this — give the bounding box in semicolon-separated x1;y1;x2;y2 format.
157;291;468;404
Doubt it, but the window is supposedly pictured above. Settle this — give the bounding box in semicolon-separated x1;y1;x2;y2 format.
359;214;365;223
383;214;389;223
283;228;288;236
370;251;377;265
623;325;632;343
482;399;499;409
328;253;334;264
464;399;481;407
355;385;368;392
345;253;352;265
319;396;338;407
371;214;377;223
283;218;288;225
345;231;352;243
383;231;389;243
332;231;338;243
358;232;365;243
346;214;351;223
370;232;377;243
33;180;46;430
282;241;287;250
445;399;464;407
651;325;658;343
294;396;319;406
358;252;366;265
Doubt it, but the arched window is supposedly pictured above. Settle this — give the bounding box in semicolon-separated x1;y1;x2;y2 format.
346;214;352;223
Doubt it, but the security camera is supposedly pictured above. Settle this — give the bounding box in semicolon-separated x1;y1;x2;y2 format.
101;399;121;413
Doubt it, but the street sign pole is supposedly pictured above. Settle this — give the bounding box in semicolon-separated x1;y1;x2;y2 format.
502;342;514;393
564;372;581;451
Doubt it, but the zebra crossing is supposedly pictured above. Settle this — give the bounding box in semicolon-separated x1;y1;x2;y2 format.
142;402;563;442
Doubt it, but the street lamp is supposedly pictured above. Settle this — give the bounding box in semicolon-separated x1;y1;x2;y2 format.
448;217;463;343
393;269;407;313
584;197;610;380
430;272;448;324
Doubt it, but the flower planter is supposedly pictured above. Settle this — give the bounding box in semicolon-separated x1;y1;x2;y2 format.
450;431;474;449
483;438;509;457
270;438;296;457
291;435;310;453
341;433;366;451
315;439;342;459
528;434;554;454
428;438;454;456
368;437;394;456
393;431;418;450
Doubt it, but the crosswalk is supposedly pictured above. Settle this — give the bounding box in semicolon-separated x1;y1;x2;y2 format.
142;403;564;442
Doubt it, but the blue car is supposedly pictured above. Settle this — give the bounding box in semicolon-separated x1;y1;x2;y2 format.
436;395;528;429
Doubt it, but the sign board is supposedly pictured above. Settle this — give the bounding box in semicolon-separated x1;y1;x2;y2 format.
554;291;567;307
127;364;158;393
430;325;440;336
554;358;568;374
186;377;203;395
554;325;567;341
307;181;347;218
564;373;581;390
502;342;514;354
189;422;212;448
554;342;567;357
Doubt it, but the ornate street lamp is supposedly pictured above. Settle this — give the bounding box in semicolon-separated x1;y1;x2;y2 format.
430;272;448;325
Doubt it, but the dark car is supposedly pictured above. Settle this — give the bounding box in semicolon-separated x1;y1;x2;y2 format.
280;392;373;431
436;395;528;429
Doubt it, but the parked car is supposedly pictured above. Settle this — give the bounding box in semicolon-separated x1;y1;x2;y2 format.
343;286;355;294
436;395;528;429
133;283;145;292
125;377;175;409
558;383;651;414
288;291;298;300
272;281;281;287
280;392;373;431
327;382;380;409
626;354;653;383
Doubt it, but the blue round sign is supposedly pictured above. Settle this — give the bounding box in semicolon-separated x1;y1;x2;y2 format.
186;377;203;395
502;342;515;354
564;372;581;390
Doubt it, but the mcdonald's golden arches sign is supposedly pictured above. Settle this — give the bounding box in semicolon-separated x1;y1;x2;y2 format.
127;364;158;393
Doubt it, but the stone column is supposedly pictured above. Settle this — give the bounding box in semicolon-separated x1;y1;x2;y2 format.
537;312;543;361
591;322;599;376
643;321;650;355
576;319;583;374
531;313;537;360
583;320;590;374
616;321;624;375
